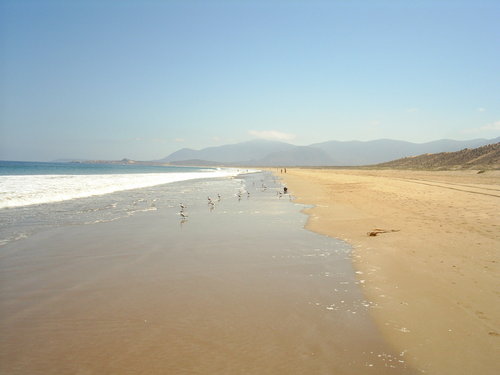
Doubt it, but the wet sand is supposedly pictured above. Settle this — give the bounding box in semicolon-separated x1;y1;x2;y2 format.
0;172;412;374
278;168;500;375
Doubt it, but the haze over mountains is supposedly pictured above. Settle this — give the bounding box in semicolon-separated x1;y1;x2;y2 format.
160;137;500;167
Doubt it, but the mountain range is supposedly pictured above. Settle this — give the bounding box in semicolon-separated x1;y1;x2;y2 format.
159;137;500;167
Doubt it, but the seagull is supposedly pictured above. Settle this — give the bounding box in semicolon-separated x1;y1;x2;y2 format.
180;203;186;211
180;212;188;219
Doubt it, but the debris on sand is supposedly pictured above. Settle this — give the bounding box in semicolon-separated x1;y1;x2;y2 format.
367;229;401;237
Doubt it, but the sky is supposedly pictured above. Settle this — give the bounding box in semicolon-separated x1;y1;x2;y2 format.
0;0;499;161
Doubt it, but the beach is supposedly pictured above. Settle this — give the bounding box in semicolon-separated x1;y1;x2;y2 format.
0;171;413;374
279;168;500;374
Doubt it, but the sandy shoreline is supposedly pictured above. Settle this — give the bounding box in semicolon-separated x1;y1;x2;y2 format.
278;168;500;374
0;172;413;374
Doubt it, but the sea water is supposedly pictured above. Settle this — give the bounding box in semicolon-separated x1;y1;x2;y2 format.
0;161;249;245
0;161;245;209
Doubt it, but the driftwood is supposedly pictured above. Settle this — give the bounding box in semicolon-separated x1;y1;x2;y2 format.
367;228;401;237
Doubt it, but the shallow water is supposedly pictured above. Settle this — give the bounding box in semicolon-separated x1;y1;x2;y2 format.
0;172;414;374
0;169;246;245
0;161;242;209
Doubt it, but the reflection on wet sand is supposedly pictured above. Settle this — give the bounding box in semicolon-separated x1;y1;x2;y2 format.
0;173;414;374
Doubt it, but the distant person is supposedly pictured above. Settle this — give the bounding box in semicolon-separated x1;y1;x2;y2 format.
284;187;288;194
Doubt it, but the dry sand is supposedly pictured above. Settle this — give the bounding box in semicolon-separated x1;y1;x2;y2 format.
279;168;500;374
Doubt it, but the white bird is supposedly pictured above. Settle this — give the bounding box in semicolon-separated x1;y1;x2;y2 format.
180;212;188;218
180;203;186;210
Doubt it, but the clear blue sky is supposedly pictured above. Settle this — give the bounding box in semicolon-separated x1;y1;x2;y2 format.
1;0;499;161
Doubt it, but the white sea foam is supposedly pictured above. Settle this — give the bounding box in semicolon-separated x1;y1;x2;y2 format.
0;169;248;209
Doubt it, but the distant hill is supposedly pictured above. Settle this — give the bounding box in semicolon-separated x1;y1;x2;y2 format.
167;159;223;166
257;146;334;166
311;139;419;165
160;137;500;167
375;142;500;170
164;146;334;167
159;140;295;164
310;138;500;165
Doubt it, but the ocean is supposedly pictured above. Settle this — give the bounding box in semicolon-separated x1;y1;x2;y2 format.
0;161;246;209
0;161;249;246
